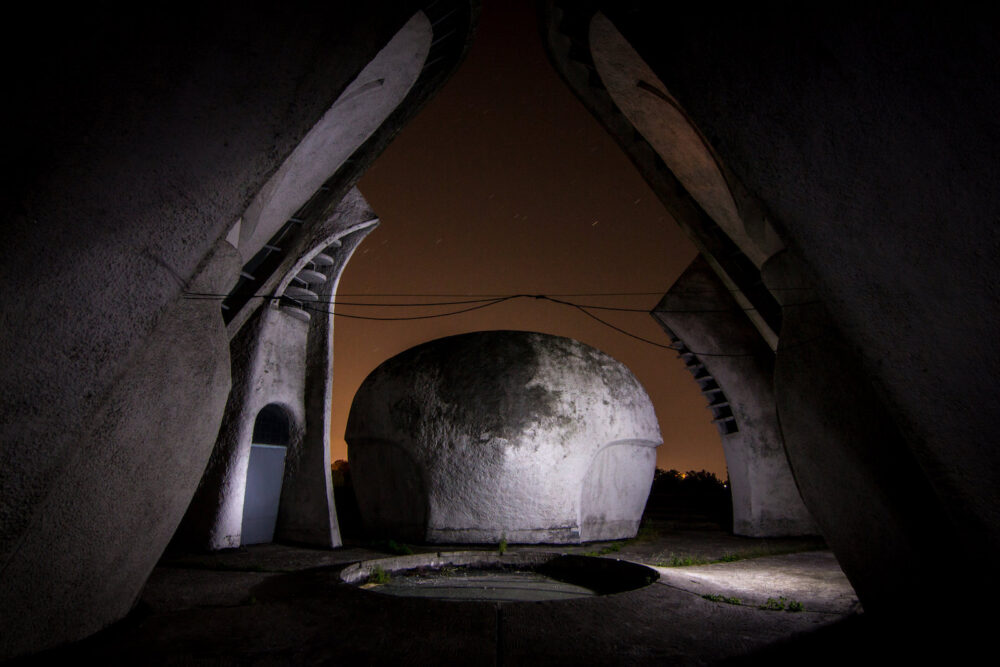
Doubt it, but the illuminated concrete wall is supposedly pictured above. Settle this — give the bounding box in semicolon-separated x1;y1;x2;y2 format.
173;191;378;551
346;331;662;544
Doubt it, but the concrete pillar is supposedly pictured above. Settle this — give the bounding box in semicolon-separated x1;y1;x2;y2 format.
652;255;815;537
762;250;962;613
174;192;378;551
0;240;239;659
275;219;377;547
172;306;309;551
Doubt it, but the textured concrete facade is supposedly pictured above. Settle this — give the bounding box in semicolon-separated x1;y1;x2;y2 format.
0;2;476;659
174;192;378;551
346;331;662;544
541;1;1000;620
2;0;997;659
652;256;815;537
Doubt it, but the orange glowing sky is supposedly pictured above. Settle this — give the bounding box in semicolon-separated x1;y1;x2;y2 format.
330;1;727;477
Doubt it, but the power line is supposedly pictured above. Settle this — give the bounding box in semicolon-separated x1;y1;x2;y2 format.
183;290;833;356
184;290;808;314
557;300;681;351
292;296;515;321
184;292;503;307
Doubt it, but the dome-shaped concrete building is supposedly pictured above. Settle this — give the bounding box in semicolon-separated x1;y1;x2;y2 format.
346;330;662;544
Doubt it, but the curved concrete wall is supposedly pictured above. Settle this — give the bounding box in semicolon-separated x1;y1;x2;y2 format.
174;190;379;551
346;331;662;544
0;240;239;659
174;305;308;551
237;12;431;260
543;1;1000;617
0;3;473;658
652;256;815;537
763;251;961;613
579;441;658;541
589;13;761;268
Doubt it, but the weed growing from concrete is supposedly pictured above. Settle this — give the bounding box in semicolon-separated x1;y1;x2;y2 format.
368;565;391;585
759;596;803;611
498;534;508;555
702;594;742;605
656;554;707;567
582;543;624;557
386;539;413;555
652;541;825;568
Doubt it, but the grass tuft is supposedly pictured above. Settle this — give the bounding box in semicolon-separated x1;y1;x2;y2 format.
702;594;742;605
758;596;804;611
582;542;623;557
652;540;825;568
368;565;391;585
386;539;413;555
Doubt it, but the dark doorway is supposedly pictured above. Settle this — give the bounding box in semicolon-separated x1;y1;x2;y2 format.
242;404;290;545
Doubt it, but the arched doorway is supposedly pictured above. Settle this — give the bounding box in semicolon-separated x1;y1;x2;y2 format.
241;404;291;545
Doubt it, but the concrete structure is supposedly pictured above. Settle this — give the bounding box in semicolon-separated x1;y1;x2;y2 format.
0;2;476;659
541;1;1000;621
1;0;998;660
346;331;662;544
172;191;378;552
652;257;816;537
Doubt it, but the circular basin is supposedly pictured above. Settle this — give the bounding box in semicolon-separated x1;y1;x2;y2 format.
340;551;659;602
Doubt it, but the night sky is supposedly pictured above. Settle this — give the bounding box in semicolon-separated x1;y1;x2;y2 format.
331;1;726;476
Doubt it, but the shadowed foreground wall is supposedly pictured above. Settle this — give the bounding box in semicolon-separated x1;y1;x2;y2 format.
542;1;1000;617
0;2;470;659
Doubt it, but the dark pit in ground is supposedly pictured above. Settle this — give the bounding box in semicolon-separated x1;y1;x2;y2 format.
340;551;659;602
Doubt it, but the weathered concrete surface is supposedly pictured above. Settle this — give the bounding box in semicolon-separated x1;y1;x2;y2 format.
1;0;417;566
237;13;430;258
174;305;308;552
589;13;768;269
763;250;961;615
654;551;860;615
276;204;378;547
653;256;815;537
24;542;865;666
0;240;239;660
541;1;1000;619
0;2;473;659
347;331;662;543
173;191;379;553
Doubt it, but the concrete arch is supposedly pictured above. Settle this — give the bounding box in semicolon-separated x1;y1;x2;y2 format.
589;12;792;272
588;12;754;264
174;192;380;551
242;402;295;545
235;11;432;260
251;403;292;446
652;256;816;537
0;1;475;658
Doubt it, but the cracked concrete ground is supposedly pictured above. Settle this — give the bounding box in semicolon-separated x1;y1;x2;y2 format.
16;518;886;666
